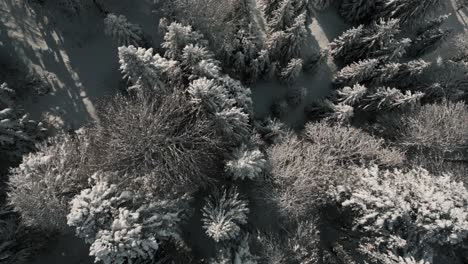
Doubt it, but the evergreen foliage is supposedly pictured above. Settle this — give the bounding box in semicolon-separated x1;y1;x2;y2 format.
280;58;303;84
0;83;46;165
334;59;380;87
330;19;410;64
202;188;249;242
371;59;431;87
104;14;143;46
377;0;445;25
408;17;452;58
118;46;178;92
162;22;207;60
337;84;368;105
339;0;383;23
362;87;424;111
67;172;189;264
225;144;267;180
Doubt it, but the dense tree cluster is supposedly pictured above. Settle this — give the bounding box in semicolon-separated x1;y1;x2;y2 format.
3;0;468;263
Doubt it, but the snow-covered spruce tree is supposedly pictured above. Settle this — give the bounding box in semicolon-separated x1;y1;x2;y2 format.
202;188;249;242
267;0;296;32
332;166;468;262
280;58;303;84
326;102;354;123
162;21;208;60
283;12;308;62
118;46;181;92
225;144;267;180
330;25;364;63
377;0;445;26
268;121;404;218
408;16;452;58
104;14;143;47
337;84;368;106
333;59;381;87
339;0;383;23
287;86;308;107
253;117;289;144
330;19;410;64
188;77;232;113
371;59;431;87
362;87;424;111
67;172;190;264
0;83;46;164
8;133;89;232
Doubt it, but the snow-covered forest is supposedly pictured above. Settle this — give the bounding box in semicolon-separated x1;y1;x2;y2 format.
1;0;468;263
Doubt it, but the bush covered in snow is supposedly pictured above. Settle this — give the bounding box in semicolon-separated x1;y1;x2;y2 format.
268;121;404;218
8;133;89;232
226;144;267;181
398;100;468;153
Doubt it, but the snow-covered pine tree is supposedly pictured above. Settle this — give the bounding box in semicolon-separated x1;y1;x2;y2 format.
327;102;354;123
372;59;431;87
377;0;445;25
118;46;180;92
104;14;143;47
162;21;207;60
225;144;267;180
330;19;410;63
408;15;452;58
339;0;383;23
334;59;380;87
188;77;232;113
181;44;214;71
201;188;249;242
268;0;296;32
0;83;46;162
214;107;251;144
337;84;368;106
67;172;189;264
284;12;308;62
329;25;364;62
363;87;424;111
280;58;303;84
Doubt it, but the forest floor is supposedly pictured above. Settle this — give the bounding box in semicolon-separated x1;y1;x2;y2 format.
0;0;467;263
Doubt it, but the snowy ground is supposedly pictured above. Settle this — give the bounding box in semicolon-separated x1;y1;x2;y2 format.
0;0;467;263
0;0;160;132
